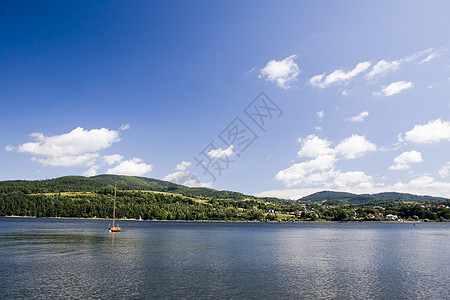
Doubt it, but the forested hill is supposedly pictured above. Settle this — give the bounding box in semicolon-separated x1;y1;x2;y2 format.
299;191;449;203
0;175;298;220
3;175;447;203
0;175;248;200
1;175;449;221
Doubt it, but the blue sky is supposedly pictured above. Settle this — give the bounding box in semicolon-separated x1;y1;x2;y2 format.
1;0;450;199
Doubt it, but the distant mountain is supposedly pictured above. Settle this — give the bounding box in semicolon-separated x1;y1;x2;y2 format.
299;190;449;203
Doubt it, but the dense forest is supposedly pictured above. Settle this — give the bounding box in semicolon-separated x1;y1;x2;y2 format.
0;175;449;222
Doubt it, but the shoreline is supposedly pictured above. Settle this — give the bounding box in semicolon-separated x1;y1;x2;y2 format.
1;215;426;223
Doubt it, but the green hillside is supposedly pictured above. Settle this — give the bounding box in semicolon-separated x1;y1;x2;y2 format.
0;174;247;200
0;175;298;221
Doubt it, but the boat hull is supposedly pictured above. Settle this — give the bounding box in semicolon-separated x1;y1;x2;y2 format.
109;227;121;232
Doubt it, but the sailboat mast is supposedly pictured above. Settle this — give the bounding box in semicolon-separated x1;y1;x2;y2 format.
112;183;117;227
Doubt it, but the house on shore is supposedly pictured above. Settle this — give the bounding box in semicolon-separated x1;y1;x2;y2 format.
385;214;398;220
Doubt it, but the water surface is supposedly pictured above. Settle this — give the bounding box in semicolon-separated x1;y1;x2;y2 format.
0;218;449;299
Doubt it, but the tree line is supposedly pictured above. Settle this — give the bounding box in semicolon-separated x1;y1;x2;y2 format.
0;189;296;221
1;188;449;221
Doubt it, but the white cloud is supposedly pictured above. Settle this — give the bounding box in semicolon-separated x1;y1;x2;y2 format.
365;48;445;80
404;48;434;63
103;154;124;165
403;119;450;144
420;53;437;64
392;175;450;197
316;110;324;118
418;47;446;64
176;161;191;171
375;81;413;96
83;165;100;177
428;82;437;89
259;55;300;89
365;60;401;80
309;61;371;88
301;169;334;185
308;75;325;87
10;126;155;178
403;175;434;186
163;161;211;187
389;150;423;170
12;127;121;168
17;127;120;157
347;111;369;122
274;154;337;187
163;171;191;184
5;145;14;152
184;177;213;188
275;159;373;189
32;153;99;167
245;66;256;75
315;126;323;132
207;145;235;158
333;171;373;188
438;162;450;178
297;135;333;158
276;134;376;188
255;188;324;200
163;161;192;184
335;135;377;159
120;124;131;131
106;157;152;176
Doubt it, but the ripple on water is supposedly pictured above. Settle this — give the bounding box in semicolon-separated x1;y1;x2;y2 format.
0;219;449;299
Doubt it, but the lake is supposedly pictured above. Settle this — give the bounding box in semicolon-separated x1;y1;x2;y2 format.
0;218;449;299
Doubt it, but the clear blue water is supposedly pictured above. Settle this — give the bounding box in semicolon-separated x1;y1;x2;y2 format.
0;218;449;299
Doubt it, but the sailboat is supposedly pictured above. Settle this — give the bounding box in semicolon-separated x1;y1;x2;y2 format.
109;183;121;232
